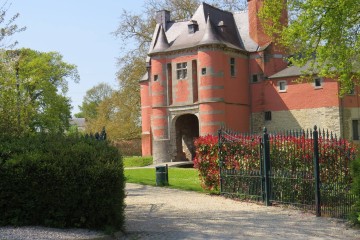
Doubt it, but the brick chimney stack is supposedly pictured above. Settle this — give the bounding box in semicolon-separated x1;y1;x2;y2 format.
247;0;288;47
156;10;170;30
247;0;270;46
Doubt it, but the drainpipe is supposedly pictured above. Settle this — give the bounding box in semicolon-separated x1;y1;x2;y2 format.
249;53;253;133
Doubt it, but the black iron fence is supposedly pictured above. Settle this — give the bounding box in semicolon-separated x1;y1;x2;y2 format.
218;126;357;219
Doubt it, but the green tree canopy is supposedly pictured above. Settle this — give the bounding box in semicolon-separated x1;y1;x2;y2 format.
78;82;114;120
0;48;79;135
260;0;360;95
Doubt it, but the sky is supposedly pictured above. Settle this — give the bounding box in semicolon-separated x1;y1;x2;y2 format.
8;0;145;116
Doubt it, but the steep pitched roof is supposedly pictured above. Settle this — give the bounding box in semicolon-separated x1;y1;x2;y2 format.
199;14;222;45
149;2;246;55
151;25;170;53
233;11;259;52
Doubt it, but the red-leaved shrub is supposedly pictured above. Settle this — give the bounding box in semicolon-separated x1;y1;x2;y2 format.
194;133;357;192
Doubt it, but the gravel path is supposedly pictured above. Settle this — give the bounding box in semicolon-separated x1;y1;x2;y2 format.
1;183;360;240
0;226;108;240
122;183;360;240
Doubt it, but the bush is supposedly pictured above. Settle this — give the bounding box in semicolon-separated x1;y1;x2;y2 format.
193;135;219;191
0;133;125;231
113;139;141;156
351;156;360;224
194;133;357;199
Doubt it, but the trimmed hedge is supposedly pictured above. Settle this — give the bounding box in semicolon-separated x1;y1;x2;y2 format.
0;134;125;231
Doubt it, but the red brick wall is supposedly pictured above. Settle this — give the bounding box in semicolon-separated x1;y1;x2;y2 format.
171;54;197;105
151;108;168;139
151;58;167;107
251;77;340;113
140;81;152;156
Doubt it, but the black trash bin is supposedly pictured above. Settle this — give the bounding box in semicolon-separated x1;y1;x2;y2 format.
155;165;168;186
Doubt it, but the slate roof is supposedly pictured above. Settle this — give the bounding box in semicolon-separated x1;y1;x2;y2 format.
148;2;264;56
268;62;316;79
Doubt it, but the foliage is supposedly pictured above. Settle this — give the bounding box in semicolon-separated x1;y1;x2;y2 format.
113;139;142;157
350;155;360;224
0;1;26;49
0;134;125;230
123;156;153;167
193;135;219;191
0;48;79;136
125;168;206;192
78;80;142;141
194;133;357;196
78;82;113;120
259;0;360;95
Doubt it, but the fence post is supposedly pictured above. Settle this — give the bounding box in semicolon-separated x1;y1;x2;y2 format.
218;129;223;194
263;127;271;206
313;125;321;217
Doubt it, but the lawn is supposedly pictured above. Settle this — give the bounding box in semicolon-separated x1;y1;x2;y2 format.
123;156;153;167
124;168;209;193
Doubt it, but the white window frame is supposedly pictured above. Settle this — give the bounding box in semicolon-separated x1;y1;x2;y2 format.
278;80;287;92
176;62;187;80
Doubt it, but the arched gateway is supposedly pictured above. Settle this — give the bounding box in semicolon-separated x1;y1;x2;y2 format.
174;114;199;161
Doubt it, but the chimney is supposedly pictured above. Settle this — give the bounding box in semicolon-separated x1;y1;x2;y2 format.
247;0;287;47
247;0;270;46
156;10;170;30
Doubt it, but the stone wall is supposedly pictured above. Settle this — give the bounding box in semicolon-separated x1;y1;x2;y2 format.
342;107;360;141
252;107;341;136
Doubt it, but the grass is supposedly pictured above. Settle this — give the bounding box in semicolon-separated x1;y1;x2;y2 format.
123;156;153;168
124;168;211;193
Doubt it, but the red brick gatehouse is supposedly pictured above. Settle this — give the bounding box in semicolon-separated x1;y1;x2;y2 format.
140;0;360;164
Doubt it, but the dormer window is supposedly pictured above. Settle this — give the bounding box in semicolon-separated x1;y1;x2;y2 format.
218;20;226;32
188;20;198;34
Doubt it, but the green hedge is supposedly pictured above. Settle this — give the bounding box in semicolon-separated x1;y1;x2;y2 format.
0;134;125;231
351;156;360;224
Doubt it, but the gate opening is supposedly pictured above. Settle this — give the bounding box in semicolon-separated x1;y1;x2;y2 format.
175;114;199;161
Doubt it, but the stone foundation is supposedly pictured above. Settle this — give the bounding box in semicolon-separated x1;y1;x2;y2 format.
252;107;341;136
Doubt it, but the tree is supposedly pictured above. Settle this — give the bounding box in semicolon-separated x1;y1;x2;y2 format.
78;82;114;120
259;0;360;95
0;1;26;49
0;48;79;135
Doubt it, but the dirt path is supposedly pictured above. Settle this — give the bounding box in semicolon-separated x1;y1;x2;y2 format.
121;183;360;240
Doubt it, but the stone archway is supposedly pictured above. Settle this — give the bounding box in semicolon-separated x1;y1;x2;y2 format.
175;114;199;161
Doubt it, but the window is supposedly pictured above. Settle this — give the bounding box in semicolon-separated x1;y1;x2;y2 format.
188;20;198;34
176;62;187;79
252;75;258;83
252;74;264;83
265;111;272;121
201;67;206;75
347;82;355;95
154;74;159;81
353;120;360;140
230;57;235;77
278;80;287;92
314;78;323;88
